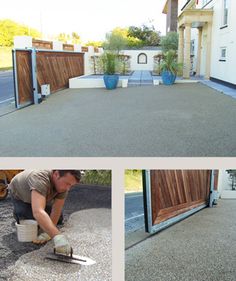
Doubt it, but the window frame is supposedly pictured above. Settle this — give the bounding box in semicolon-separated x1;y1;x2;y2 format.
219;47;227;62
221;0;229;28
137;53;148;64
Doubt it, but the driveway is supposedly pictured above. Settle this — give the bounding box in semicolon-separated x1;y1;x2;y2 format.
125;199;236;281
0;83;235;156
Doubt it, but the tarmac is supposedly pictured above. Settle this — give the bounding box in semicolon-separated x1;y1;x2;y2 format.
0;83;235;156
125;199;236;281
6;208;111;281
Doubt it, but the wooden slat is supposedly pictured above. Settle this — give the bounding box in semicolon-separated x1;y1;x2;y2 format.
81;46;88;52
36;51;84;92
151;170;211;225
15;50;33;105
63;44;74;51
32;39;53;50
157;200;206;223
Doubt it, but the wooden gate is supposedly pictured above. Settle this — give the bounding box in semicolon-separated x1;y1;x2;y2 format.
13;49;84;108
143;170;216;234
13;49;34;108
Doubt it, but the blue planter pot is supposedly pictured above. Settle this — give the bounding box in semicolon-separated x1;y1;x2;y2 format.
103;74;119;90
161;71;176;85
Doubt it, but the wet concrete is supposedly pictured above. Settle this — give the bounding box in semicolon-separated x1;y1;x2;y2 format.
125;199;236;281
0;185;111;280
7;208;111;281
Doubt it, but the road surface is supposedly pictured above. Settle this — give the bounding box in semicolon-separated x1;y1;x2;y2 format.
125;192;145;233
0;70;14;104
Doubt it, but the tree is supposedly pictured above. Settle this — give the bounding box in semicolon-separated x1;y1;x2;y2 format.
103;28;128;53
71;32;81;44
85;41;103;47
128;24;161;46
0;19;41;47
57;33;71;43
160;32;179;52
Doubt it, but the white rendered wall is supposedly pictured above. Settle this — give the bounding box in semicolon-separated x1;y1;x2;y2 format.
14;36;32;49
84;46;95;75
120;50;161;71
52;41;63;51
207;0;236;85
218;170;236;199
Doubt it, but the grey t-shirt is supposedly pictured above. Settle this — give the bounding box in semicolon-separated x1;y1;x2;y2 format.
9;170;67;203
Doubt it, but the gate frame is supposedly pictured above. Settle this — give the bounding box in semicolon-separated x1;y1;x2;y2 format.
12;48;36;109
12;48;84;109
143;170;215;234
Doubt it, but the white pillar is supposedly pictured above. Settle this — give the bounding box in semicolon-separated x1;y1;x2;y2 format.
52;41;63;51
83;46;94;75
178;27;184;65
74;44;82;52
205;22;212;79
183;23;191;79
14;36;32;49
196;27;202;76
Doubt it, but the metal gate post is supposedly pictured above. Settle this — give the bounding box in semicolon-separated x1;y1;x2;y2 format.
209;170;215;207
31;48;39;104
12;49;20;108
143;170;153;233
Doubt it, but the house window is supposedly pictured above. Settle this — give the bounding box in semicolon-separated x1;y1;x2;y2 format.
219;47;226;61
137;53;147;64
201;0;213;7
223;0;229;26
190;40;195;56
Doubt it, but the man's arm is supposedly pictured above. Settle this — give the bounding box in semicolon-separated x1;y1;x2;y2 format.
31;190;60;238
50;198;65;225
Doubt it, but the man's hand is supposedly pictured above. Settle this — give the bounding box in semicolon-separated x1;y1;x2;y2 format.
53;234;72;255
33;232;51;244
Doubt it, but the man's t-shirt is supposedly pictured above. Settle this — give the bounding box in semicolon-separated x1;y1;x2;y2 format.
9;170;67;203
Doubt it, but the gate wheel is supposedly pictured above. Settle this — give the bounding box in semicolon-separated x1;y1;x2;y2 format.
0;182;8;200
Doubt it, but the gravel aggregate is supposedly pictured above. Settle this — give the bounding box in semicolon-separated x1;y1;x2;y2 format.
126;199;236;281
0;184;111;281
6;208;111;281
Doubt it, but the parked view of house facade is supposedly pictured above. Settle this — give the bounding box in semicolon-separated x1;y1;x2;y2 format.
164;0;236;88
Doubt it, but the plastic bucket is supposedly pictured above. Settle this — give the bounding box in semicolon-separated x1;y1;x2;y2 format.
15;220;38;242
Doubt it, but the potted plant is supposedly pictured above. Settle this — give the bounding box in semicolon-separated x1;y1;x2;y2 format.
102;52;119;90
160;50;182;85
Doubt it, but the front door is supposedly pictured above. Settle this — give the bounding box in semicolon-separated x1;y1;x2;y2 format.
143;170;215;234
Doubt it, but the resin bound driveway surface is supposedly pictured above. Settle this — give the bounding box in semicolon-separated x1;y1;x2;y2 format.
125;199;236;281
0;83;236;156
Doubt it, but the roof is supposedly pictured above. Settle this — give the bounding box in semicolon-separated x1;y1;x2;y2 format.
162;0;169;14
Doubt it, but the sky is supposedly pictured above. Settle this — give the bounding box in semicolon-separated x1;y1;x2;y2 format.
0;0;167;43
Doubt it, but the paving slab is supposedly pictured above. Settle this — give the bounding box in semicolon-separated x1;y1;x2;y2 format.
6;208;111;281
0;83;235;156
125;199;236;281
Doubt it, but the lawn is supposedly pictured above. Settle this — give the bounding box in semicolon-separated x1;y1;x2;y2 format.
0;47;13;70
125;170;143;193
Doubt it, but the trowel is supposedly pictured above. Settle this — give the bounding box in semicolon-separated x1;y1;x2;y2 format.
46;248;96;266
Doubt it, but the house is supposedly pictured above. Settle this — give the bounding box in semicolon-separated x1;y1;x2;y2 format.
218;170;236;199
163;0;236;88
162;0;178;33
